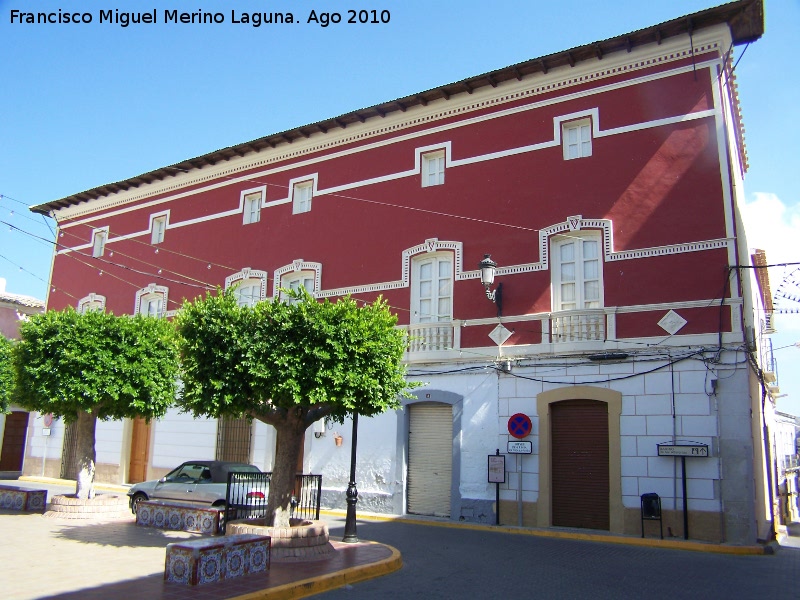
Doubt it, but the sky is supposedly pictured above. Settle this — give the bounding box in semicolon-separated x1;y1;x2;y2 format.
1;0;798;414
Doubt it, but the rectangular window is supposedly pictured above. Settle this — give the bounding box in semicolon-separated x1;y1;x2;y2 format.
413;254;453;323
292;182;313;214
235;281;262;307
422;151;445;187
151;216;167;244
563;119;592;160
281;273;315;304
243;192;262;225
91;229;107;258
552;234;602;311
142;296;163;317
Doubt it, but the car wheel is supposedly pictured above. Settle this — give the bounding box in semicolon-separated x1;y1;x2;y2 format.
130;492;148;515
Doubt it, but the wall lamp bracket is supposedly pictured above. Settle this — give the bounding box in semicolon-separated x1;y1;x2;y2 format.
479;254;503;317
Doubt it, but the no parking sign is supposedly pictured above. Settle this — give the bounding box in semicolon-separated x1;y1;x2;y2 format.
507;413;532;439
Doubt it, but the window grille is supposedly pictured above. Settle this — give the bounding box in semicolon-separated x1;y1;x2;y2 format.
215;417;253;463
60;421;78;480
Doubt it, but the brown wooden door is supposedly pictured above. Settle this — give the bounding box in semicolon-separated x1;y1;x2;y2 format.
128;417;151;483
0;411;29;471
551;399;609;530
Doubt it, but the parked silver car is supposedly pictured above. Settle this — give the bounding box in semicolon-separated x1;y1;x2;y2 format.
127;460;263;514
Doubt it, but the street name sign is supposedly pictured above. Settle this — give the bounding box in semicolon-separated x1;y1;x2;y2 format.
507;441;532;454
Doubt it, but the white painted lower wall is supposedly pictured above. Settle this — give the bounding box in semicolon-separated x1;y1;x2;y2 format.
19;348;761;543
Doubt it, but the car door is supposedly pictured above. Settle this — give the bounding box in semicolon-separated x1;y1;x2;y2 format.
193;466;225;504
151;462;202;503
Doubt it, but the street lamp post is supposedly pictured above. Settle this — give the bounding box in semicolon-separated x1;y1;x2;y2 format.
342;412;359;543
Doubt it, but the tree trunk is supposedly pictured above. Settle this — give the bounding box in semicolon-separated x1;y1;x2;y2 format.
74;410;98;500
266;420;305;527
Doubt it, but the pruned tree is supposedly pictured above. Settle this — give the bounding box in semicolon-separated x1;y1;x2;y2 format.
0;336;13;414
176;288;417;527
12;308;180;499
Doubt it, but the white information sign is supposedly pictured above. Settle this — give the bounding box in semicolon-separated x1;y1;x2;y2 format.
507;441;532;454
657;444;708;457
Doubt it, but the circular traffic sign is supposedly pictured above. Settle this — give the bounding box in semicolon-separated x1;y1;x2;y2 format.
508;413;532;439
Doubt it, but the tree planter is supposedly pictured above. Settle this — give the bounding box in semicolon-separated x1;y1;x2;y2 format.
44;493;132;520
225;518;335;562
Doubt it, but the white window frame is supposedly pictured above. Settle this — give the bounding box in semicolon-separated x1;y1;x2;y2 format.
281;271;316;304
422;150;445;187
234;280;262;307
151;214;168;244
273;260;322;300
292;181;314;214
562;118;592;160
551;232;603;311
91;227;108;258
134;284;169;318
77;293;106;313
225;268;268;307
242;190;262;225
410;252;454;324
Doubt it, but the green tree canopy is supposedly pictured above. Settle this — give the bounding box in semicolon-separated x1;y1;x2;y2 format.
13;308;180;498
0;336;13;413
176;288;417;525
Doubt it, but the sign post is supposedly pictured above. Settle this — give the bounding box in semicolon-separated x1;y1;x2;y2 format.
657;443;709;540
506;426;533;527
488;450;505;525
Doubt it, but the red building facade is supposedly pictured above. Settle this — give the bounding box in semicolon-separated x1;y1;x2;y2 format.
29;1;773;544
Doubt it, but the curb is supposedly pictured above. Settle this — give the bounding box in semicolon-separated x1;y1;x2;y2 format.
319;510;772;556
234;543;403;600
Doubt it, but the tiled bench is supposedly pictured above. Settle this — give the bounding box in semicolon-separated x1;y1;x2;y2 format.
165;534;271;585
0;486;47;512
136;500;221;535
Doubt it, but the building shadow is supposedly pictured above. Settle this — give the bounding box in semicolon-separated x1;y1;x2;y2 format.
52;520;204;548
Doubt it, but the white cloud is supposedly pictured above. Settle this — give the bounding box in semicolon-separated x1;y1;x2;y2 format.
741;192;800;332
741;192;800;260
743;192;800;417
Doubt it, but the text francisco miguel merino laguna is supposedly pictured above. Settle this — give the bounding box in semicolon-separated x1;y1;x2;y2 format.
9;8;392;27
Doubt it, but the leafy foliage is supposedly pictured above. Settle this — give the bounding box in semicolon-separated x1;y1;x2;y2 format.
176;288;417;425
12;308;180;422
0;336;13;413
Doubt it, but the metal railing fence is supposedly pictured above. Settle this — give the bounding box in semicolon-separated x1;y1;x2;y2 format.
223;472;322;532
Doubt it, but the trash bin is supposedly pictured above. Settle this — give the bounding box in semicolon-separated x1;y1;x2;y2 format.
641;493;663;539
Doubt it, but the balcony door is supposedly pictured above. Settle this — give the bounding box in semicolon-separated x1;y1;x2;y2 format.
552;233;602;312
551;233;604;342
410;253;453;352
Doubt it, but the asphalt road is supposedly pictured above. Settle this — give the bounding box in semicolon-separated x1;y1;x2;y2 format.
322;518;800;600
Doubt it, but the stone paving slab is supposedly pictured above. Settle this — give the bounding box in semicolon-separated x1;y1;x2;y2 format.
0;510;398;600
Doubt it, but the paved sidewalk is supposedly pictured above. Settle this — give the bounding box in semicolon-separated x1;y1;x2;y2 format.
0;510;399;600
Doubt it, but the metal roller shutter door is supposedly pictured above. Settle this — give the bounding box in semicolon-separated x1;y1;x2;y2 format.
407;403;452;517
551;399;609;530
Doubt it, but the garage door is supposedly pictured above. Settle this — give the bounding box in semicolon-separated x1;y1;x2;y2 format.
551;399;609;530
407;402;452;517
